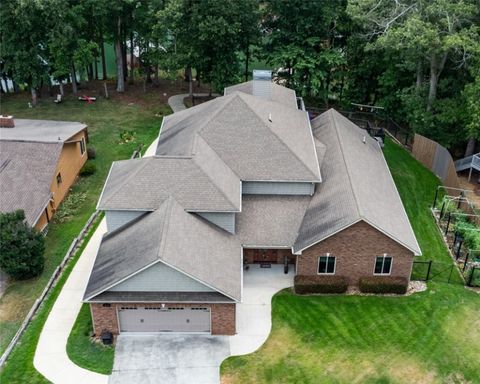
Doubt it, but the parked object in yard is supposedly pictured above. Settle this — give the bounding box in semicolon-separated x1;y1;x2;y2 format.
78;95;96;103
53;94;62;104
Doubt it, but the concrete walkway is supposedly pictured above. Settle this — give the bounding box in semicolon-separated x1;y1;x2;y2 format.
167;93;216;113
33;219;109;384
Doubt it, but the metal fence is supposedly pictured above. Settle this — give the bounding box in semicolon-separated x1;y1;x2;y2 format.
411;260;459;284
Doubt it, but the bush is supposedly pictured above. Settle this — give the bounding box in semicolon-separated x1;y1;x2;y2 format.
294;275;348;294
87;146;96;159
80;161;96;176
0;210;45;280
359;276;408;294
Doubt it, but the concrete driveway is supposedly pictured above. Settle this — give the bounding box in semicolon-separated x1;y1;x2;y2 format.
109;334;230;384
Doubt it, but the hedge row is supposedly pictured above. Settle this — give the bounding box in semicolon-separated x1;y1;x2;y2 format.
358;276;408;294
294;275;348;294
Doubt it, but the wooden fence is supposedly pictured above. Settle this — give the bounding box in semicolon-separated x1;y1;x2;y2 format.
412;134;460;191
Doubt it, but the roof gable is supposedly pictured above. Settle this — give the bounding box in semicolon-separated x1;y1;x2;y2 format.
293;109;421;255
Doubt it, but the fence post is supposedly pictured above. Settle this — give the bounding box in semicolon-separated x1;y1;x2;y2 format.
467;267;475;286
457;191;464;209
463;251;469;272
426;260;433;281
456;238;463;260
439;201;446;219
444;212;451;235
433;188;439;209
447;265;453;284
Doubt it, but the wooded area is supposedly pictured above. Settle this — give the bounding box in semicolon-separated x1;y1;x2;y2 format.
1;0;479;152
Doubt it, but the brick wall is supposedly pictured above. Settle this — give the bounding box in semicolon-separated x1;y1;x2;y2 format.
89;302;236;336
296;221;414;286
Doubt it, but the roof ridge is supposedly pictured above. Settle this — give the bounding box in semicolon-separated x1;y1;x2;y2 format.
156;196;176;262
329;109;362;218
101;157;153;207
237;93;320;181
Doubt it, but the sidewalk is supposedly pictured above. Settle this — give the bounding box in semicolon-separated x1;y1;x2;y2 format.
33;219;109;384
167;93;215;113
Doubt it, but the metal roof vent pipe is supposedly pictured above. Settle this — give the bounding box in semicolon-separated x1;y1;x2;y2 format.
253;70;272;100
0;115;15;128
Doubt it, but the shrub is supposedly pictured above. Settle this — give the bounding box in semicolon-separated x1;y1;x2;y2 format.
0;210;45;280
294;275;348;294
87;146;96;159
80;161;96;176
359;276;408;294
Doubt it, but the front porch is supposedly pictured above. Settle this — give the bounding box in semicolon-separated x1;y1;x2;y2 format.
243;248;296;265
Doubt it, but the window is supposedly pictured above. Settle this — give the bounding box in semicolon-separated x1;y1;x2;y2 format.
80;137;86;156
318;254;336;274
374;254;392;275
56;172;62;185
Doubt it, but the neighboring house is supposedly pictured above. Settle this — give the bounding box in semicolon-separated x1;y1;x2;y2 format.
0;116;88;231
84;72;421;336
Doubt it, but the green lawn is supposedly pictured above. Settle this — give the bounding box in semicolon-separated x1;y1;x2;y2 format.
0;215;103;384
0;87;171;354
222;140;480;384
67;304;114;375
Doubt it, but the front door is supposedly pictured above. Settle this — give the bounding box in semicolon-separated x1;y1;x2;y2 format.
253;249;278;263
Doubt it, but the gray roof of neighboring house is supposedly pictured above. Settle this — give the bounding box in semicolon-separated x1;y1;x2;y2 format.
86;291;234;303
293;109;421;255
0;119;86;143
0;141;62;225
97;155;241;212
224;81;298;109
84;197;241;302
237;195;310;247
156;92;321;182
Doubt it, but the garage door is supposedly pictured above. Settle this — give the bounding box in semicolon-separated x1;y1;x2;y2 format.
118;306;211;333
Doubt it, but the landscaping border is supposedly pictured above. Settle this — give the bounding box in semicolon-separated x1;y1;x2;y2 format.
0;210;101;367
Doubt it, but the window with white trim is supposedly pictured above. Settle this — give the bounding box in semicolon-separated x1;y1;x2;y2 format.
318;254;336;274
374;254;392;275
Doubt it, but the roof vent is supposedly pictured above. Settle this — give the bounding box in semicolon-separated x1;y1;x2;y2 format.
268;113;272;122
0;115;14;128
253;70;272;100
363;136;366;144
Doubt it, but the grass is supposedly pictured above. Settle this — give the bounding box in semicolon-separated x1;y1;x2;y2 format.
221;140;480;383
0;86;171;354
0;215;103;384
66;304;114;375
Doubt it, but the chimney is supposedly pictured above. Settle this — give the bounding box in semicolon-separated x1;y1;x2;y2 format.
0;115;14;128
252;70;272;100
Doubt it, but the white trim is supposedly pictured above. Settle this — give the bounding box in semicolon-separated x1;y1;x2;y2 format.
85;299;235;304
242;245;291;249
241;179;319;183
96;162;115;210
80;137;86;157
373;254;393;276
317;253;336;275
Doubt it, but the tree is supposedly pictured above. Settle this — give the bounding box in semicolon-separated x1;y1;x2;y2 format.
0;210;45;280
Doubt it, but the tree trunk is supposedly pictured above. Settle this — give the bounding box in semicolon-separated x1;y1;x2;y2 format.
88;63;94;81
122;38;128;82
2;75;9;93
71;64;78;95
115;17;125;93
59;82;64;97
244;43;249;82
427;53;447;112
94;56;98;80
186;66;193;101
31;87;37;106
129;32;134;84
100;27;107;80
465;138;476;157
416;60;423;92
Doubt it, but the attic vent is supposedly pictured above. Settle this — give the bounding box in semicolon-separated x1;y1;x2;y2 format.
253;70;272;100
0;115;14;128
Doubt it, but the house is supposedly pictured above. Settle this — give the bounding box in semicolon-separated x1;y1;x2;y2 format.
0;116;88;231
83;72;420;336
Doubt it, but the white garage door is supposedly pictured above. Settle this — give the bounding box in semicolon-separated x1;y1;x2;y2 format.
118;306;211;333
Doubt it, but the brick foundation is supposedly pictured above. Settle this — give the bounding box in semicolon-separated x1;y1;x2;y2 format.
90;302;236;336
296;221;414;286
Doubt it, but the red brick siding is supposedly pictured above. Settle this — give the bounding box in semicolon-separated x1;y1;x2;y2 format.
90;302;236;336
296;221;414;286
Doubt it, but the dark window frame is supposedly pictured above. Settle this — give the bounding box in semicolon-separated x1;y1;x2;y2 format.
317;253;336;275
56;172;62;185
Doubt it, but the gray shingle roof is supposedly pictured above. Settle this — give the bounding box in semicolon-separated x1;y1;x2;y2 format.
293;109;421;255
156;92;321;182
0;141;62;225
87;291;234;303
224;81;298;109
237;195;310;247
97;155;241;212
0;119;86;143
84;198;241;302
